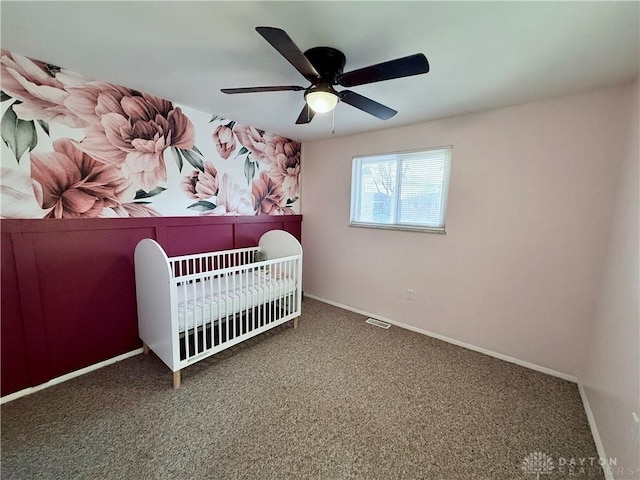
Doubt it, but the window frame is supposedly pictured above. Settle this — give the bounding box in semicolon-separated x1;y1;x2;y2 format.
349;145;452;234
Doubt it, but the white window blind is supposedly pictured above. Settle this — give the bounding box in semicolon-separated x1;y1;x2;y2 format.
350;146;452;233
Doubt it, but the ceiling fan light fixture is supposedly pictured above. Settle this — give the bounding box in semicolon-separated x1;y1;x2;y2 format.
305;88;338;113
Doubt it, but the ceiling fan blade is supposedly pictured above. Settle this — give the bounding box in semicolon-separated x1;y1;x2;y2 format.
221;85;305;94
339;91;397;120
295;103;315;124
255;26;320;83
337;53;429;87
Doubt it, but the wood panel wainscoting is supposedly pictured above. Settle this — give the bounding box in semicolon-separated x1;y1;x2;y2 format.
0;215;302;397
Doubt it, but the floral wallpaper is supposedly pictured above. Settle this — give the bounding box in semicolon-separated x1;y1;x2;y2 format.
0;50;301;218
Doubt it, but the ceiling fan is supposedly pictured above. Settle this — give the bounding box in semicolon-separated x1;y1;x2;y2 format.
221;27;430;125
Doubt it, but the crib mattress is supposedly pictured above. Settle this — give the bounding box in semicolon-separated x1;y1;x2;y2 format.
176;271;296;333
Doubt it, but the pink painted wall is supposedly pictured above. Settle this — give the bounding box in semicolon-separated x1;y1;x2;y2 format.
301;82;633;378
583;78;639;477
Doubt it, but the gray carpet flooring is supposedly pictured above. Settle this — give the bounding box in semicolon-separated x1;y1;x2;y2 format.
1;298;603;479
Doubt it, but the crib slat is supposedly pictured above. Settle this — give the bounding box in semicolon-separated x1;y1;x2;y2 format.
291;259;295;314
197;274;201;354
225;272;230;343
285;260;291;316
258;266;263;328
232;269;237;340
283;260;288;318
250;264;256;332
283;259;290;317
217;274;222;347
238;269;245;338
288;259;292;314
273;262;284;321
267;261;272;323
211;273;216;346
189;277;194;358
241;266;247;335
297;258;300;309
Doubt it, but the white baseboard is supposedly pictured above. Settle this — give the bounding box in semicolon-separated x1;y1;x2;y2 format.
0;348;144;405
578;383;614;480
304;293;578;383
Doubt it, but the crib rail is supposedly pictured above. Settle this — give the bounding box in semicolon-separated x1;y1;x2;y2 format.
171;247;260;278
171;254;301;369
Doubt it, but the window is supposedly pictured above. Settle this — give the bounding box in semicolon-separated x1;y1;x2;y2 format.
350;146;452;233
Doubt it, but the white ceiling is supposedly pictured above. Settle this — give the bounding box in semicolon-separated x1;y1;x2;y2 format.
1;1;638;142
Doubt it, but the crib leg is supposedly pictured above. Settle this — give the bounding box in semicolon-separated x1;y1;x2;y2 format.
293;317;299;329
173;370;181;389
142;342;149;355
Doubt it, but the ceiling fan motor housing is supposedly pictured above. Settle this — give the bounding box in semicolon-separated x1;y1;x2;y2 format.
304;47;346;83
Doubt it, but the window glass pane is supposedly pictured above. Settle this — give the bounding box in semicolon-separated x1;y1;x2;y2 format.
358;158;397;224
398;155;445;227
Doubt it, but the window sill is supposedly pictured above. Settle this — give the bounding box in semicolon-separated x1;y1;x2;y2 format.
348;222;446;234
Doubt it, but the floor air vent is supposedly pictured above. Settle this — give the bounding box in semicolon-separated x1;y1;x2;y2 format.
365;318;391;329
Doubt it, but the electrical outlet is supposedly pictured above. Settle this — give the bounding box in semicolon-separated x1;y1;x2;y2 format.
632;412;639;442
405;288;415;300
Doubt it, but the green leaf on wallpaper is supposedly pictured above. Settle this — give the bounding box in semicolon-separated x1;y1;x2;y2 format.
209;115;222;123
235;146;248;158
1;104;37;163
191;144;203;156
0;91;12;102
180;148;204;172
187;200;216;211
244;157;257;185
133;201;152;205
134;187;167;199
171;146;184;172
286;197;299;205
37;120;50;136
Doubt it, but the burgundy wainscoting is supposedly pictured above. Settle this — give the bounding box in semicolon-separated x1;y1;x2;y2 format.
1;232;31;395
0;215;302;397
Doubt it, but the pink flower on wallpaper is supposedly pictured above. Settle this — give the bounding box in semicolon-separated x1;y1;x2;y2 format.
233;124;272;165
181;162;219;199
212;124;236;159
0;167;48;218
0;50;87;128
30;138;136;218
266;137;301;200
119;203;161;217
203;173;254;216
252;171;285;215
64;83;195;192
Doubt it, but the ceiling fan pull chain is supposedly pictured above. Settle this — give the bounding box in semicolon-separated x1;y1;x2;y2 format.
331;108;335;135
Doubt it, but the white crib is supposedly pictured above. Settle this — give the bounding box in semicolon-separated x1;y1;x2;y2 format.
134;230;302;388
